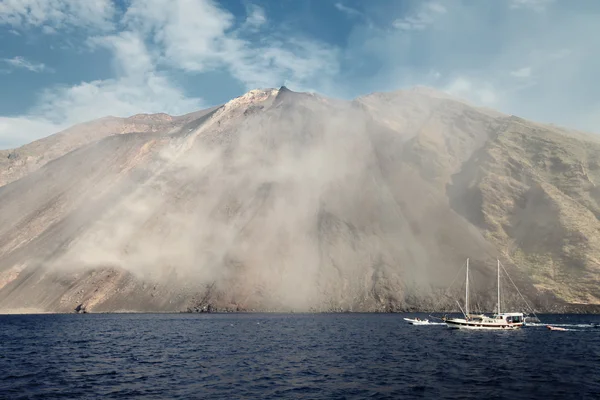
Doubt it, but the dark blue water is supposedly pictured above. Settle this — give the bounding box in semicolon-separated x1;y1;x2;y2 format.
1;313;599;399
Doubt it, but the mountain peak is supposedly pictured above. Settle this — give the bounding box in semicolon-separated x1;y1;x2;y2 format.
222;88;280;110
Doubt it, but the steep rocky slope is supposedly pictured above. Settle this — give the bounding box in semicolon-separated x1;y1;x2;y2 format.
0;87;597;313
0;107;218;188
448;117;600;305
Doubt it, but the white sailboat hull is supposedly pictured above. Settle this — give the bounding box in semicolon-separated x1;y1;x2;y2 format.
445;318;523;330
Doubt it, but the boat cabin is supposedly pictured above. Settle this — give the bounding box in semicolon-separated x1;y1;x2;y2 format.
495;312;524;324
463;312;524;325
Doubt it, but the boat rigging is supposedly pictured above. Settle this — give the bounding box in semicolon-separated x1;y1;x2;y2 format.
442;259;526;330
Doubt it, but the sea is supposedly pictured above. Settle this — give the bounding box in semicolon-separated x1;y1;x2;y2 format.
0;313;599;399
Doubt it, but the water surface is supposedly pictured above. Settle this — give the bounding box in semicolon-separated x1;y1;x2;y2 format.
1;313;599;399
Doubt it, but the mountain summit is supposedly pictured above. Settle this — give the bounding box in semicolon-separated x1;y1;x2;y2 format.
0;87;599;313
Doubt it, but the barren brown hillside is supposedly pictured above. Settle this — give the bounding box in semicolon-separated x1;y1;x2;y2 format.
0;87;597;313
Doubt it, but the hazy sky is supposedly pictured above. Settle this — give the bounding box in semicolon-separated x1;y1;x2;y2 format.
0;0;598;148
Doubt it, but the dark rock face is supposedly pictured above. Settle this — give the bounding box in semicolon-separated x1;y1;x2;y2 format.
74;303;87;314
0;87;599;314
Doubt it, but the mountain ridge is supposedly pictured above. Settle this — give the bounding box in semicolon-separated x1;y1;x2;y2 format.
0;86;599;314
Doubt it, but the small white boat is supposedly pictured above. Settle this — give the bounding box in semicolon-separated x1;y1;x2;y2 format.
547;325;568;331
404;317;430;325
442;259;525;330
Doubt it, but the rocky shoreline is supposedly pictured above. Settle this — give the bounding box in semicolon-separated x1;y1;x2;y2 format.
4;302;600;315
65;302;600;315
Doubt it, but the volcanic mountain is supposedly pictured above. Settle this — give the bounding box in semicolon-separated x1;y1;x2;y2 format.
0;86;599;313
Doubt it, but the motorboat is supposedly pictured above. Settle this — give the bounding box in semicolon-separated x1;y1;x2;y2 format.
403;317;430;325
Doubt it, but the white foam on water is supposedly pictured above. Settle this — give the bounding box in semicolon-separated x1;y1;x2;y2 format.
527;323;597;328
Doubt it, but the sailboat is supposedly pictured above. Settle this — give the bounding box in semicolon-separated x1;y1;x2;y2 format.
442;259;525;330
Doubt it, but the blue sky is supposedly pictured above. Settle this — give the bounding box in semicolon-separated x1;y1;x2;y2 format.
0;0;599;148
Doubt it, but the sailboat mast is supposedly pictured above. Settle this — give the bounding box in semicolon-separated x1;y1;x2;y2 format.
497;259;501;315
465;258;469;318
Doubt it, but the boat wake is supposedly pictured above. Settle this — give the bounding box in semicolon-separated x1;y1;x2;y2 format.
527;323;599;328
527;322;600;331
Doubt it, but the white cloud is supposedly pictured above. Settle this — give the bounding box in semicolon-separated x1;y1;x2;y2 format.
223;37;340;91
0;0;116;32
123;0;236;72
2;56;52;73
88;31;155;77
32;31;203;124
42;25;57;34
243;4;266;29
124;0;340;90
510;0;555;12
392;1;446;30
510;67;532;78
444;77;498;106
335;2;362;18
33;74;202;125
0;76;201;148
0;116;65;149
0;29;204;149
426;3;447;14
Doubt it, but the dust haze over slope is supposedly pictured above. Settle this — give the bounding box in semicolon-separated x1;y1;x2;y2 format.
0;86;595;313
